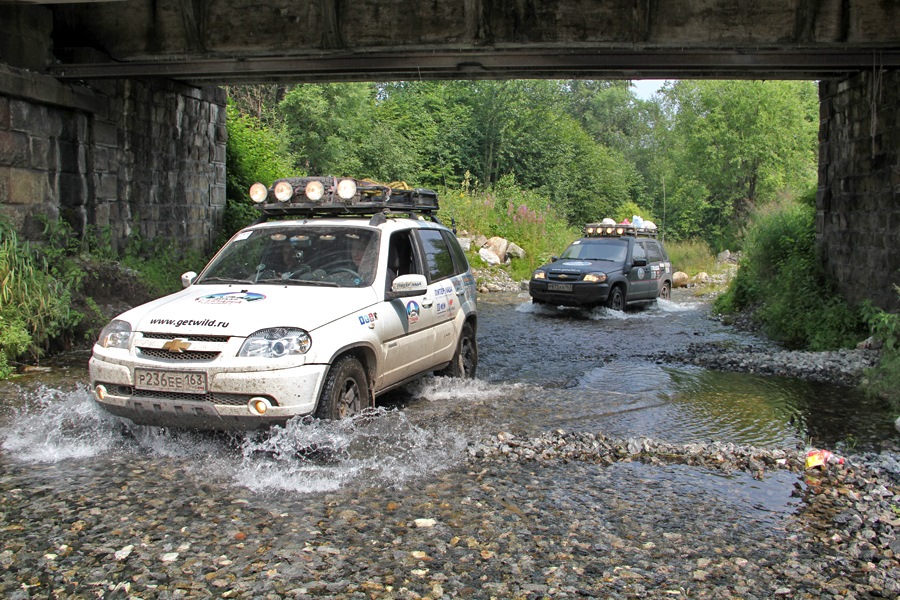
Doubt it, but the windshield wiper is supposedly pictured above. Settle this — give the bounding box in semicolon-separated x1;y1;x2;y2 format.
198;276;254;284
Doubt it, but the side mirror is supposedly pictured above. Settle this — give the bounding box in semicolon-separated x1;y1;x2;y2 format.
181;271;197;288
551;255;559;262
387;274;427;299
632;258;648;267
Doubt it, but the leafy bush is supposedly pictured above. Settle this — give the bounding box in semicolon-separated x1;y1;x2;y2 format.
0;225;79;367
713;199;865;350
861;291;900;409
221;103;296;243
439;174;578;280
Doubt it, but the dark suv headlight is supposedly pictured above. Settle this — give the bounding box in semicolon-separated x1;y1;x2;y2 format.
583;272;607;283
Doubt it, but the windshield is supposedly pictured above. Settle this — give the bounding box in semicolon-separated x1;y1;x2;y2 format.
197;225;379;288
560;239;628;262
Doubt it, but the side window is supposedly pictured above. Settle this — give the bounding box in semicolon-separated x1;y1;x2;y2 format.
417;229;455;282
645;241;663;263
386;230;420;290
441;230;469;275
632;242;647;262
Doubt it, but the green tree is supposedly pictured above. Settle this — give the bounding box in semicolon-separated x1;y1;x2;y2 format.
656;80;818;249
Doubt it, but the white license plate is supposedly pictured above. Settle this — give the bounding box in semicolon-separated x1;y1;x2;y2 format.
548;283;573;292
134;369;207;393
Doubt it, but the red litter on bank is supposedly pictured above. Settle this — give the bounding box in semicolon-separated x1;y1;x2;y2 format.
805;449;845;469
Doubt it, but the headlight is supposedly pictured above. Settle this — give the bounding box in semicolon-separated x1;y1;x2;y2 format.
533;270;547;280
583;272;607;283
239;328;311;358
97;319;132;349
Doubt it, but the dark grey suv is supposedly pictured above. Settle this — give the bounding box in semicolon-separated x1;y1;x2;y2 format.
529;223;673;310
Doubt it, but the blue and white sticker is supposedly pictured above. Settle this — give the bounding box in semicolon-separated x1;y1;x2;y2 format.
195;292;265;305
406;301;420;324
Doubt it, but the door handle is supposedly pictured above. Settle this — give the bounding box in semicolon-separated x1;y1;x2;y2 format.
421;296;434;308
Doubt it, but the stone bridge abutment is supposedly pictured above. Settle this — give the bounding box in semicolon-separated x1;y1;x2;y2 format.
1;3;898;311
0;6;225;254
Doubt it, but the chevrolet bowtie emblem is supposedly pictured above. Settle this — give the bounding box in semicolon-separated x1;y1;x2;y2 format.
162;339;191;353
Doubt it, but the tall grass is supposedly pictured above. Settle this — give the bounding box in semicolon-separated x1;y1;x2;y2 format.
439;175;578;280
0;226;77;375
714;199;865;350
664;239;718;276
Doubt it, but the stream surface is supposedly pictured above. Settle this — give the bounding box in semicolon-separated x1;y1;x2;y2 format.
0;290;897;598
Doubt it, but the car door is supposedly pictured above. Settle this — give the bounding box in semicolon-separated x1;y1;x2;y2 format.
627;240;653;300
377;229;436;388
414;228;462;364
643;240;665;298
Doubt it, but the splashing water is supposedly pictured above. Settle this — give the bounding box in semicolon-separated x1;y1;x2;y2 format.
0;384;475;496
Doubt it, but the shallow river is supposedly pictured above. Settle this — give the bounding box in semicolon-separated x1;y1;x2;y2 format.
0;289;894;501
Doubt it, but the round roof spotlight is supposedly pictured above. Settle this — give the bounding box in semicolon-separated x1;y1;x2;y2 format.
336;178;357;200
615;227;625;235
249;182;268;203
273;181;294;202
605;227;614;234
305;180;325;202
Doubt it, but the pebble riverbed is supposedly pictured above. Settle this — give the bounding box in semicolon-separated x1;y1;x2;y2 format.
1;278;898;599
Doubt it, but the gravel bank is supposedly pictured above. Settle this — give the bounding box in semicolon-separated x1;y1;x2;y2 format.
652;342;882;386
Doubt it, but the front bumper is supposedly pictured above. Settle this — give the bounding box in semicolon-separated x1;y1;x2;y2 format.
89;356;327;431
529;280;610;307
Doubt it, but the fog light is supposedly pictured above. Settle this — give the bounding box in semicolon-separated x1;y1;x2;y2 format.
249;397;271;415
94;384;107;401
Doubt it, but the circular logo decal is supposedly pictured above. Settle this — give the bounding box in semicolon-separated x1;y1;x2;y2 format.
406;300;420;324
637;268;646;279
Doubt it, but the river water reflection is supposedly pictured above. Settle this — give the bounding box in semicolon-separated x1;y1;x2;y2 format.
0;289;896;496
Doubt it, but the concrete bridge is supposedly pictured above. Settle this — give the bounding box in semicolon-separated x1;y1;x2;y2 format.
1;1;898;309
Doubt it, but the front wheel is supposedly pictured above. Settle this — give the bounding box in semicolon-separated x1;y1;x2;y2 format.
605;286;625;311
659;280;671;301
316;356;369;420
438;322;478;378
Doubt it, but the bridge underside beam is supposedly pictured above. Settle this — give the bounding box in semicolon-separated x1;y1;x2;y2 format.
51;49;900;85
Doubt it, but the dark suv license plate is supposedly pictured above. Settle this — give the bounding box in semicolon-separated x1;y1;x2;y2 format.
548;283;573;292
135;369;207;393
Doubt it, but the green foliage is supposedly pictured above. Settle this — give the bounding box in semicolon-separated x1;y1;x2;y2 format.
0;224;78;366
860;291;900;409
121;233;207;297
714;199;865;349
439;174;578;280
654;80;818;249
664;238;717;276
223;102;296;242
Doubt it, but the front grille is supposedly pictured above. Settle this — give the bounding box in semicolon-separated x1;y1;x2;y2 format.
104;384;278;407
141;332;231;343
549;273;583;282
137;348;221;361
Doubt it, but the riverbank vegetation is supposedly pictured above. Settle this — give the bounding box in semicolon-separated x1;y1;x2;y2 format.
1;79;896;408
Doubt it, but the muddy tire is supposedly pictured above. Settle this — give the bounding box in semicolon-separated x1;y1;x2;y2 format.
659;280;671;301
605;286;625;311
437;322;478;379
315;356;368;420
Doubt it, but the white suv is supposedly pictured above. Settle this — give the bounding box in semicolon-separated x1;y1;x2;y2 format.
89;177;478;430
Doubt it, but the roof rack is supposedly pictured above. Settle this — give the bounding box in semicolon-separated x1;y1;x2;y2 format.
583;223;658;238
249;176;440;220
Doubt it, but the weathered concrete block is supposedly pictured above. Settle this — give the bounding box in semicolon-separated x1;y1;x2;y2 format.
0;130;28;166
8;167;48;205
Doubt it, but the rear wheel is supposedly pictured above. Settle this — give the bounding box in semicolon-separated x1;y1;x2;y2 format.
438;322;478;378
659;280;671;300
605;286;625;311
316;356;368;420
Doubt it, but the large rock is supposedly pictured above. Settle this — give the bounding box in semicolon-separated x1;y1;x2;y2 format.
673;271;689;287
692;272;710;284
507;242;526;259
485;236;510;263
478;247;502;266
